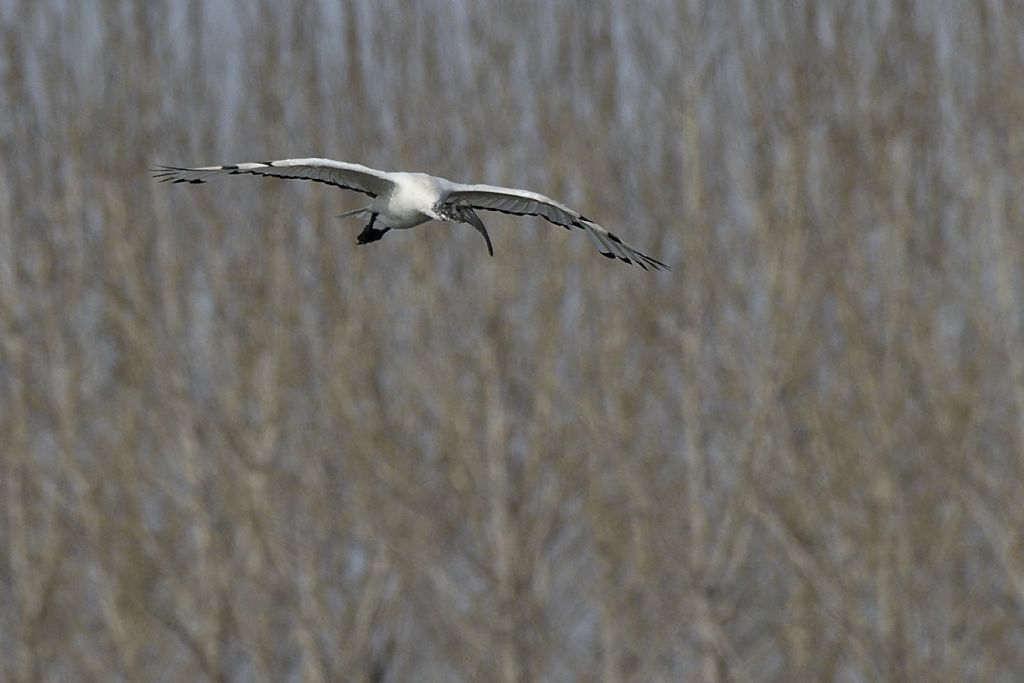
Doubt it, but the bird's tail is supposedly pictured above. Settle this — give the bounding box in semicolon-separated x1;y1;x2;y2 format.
336;206;371;220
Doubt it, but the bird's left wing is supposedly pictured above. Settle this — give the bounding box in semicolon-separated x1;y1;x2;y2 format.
151;158;394;198
444;183;669;270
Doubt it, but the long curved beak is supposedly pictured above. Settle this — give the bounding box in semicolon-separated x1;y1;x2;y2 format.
463;208;494;257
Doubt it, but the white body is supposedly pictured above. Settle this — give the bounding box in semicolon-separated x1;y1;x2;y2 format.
373;172;448;229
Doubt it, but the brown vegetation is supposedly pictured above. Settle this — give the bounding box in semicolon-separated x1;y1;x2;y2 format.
3;1;1024;680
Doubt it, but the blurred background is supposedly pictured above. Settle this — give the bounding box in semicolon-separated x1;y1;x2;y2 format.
2;0;1024;680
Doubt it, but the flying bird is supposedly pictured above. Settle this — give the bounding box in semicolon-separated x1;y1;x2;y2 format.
151;158;669;270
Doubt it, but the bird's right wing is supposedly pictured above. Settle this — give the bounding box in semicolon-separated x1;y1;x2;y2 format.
151;158;394;198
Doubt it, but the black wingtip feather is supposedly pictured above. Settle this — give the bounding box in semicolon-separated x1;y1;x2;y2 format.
648;256;671;270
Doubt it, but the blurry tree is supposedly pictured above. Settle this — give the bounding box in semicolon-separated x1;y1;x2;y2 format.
2;0;1024;681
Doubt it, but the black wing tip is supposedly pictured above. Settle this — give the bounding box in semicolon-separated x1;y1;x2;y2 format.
150;164;182;177
638;255;671;271
599;230;671;271
646;255;671;271
607;247;671;272
151;164;204;184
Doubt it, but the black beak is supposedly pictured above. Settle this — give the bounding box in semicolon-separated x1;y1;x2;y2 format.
463;208;494;257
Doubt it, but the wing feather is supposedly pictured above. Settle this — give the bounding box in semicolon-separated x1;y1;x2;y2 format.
150;158;394;198
445;183;669;270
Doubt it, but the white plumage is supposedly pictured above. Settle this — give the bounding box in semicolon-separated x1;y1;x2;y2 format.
151;158;669;270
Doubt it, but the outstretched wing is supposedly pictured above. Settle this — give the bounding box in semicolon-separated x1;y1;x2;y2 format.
444;183;669;270
151;158;394;198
